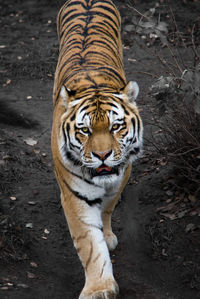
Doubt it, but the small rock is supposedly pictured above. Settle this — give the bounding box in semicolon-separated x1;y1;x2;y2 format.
124;24;134;32
166;190;173;196
26;223;33;229
44;228;50;234
17;283;29;289
3;155;12;160
1;286;8;290
188;194;196;203
185;223;195;233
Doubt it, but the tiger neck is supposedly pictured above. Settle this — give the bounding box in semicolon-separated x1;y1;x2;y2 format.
54;68;126;103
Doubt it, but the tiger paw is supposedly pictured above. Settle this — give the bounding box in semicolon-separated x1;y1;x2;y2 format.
104;231;118;251
79;290;118;299
79;281;119;299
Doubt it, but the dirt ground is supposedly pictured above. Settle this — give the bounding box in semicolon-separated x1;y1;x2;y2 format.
0;0;200;298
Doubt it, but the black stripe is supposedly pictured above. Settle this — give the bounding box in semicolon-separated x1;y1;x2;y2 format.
70;113;76;121
74;132;82;145
135;114;140;136
121;131;128;138
108;102;118;109
95;4;120;25
61;8;77;23
92;11;119;28
84;50;118;67
95;66;125;85
63;0;84;9
131;117;135;133
89;38;119;58
62;123;67;144
66;151;82;166
99;19;119;39
89;25;118;43
66;123;71;147
69;142;80;150
61;23;81;38
121;104;130;115
62;178;102;206
57;156;98;187
80;104;91;113
61;12;86;30
85;74;98;88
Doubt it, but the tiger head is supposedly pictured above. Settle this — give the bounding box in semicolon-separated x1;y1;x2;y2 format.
58;81;143;186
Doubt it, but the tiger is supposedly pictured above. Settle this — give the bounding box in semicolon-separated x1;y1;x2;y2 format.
51;0;143;298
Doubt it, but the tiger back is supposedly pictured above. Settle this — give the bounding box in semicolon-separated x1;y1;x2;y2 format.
53;0;126;102
51;0;143;298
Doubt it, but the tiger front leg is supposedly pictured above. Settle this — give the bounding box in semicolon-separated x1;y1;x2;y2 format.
102;194;120;252
102;165;132;252
102;208;118;252
61;194;119;299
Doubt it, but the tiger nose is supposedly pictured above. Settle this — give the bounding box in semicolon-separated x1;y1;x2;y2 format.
92;150;112;161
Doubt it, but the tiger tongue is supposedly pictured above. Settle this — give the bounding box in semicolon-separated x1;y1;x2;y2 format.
96;165;112;173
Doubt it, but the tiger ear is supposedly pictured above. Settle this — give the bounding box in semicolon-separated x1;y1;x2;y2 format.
59;86;76;108
123;81;139;103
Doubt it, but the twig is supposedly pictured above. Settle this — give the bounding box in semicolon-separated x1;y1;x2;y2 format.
169;146;200;157
166;44;183;75
168;5;187;49
131;71;159;79
191;23;200;60
155;50;176;76
34;127;49;139
127;4;149;20
132;39;162;77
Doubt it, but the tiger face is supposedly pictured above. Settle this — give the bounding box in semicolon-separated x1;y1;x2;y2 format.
59;81;143;186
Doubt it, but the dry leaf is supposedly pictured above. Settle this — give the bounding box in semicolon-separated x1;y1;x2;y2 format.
27;272;35;279
24;137;37;146
17;283;29;289
28;201;37;205
156;202;176;212
30;262;38;268
10;196;17;201
33;149;40;154
26;96;32;100
160;212;177;220
188;194;196;203
178;210;186;218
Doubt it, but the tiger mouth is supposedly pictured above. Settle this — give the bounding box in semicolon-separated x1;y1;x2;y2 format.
92;164;119;177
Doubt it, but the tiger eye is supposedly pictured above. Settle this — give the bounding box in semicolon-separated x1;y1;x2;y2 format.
112;124;120;131
81;127;90;134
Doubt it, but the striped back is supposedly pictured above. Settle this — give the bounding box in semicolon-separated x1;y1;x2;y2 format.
53;0;126;103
